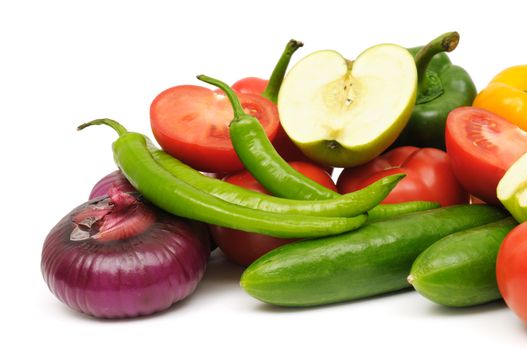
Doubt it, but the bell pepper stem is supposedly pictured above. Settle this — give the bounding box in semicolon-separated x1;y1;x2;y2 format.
262;39;303;104
415;32;459;91
198;74;245;122
78;118;128;136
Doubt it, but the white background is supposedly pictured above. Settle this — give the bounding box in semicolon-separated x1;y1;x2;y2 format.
2;0;526;349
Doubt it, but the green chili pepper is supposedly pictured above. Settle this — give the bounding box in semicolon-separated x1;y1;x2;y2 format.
366;201;440;222
78;119;366;239
147;144;404;217
197;74;339;200
393;32;477;150
150;145;424;220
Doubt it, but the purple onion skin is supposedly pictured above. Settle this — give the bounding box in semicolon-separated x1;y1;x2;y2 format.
41;193;210;319
89;170;219;251
89;170;135;200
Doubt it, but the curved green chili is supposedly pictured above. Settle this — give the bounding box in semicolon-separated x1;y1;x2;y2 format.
198;74;339;200
147;144;404;217
78;119;366;239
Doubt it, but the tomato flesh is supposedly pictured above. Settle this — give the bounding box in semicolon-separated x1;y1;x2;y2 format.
150;85;279;173
445;107;527;204
210;162;336;266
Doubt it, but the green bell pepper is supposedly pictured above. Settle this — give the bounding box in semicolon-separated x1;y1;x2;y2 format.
393;32;477;150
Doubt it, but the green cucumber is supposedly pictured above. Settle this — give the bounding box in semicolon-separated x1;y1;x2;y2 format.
408;217;517;307
240;205;508;307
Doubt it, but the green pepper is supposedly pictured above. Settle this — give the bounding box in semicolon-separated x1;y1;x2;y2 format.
393;32;477;150
148;145;404;218
78;119;367;239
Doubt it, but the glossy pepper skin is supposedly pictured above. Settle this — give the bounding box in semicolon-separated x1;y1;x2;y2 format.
198;75;339;200
393;32;477;150
78;119;367;239
473;65;527;130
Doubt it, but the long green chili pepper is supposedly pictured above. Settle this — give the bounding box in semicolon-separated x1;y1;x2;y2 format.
78;119;366;239
197;74;339;200
366;201;440;222
147;144;404;217
150;145;435;220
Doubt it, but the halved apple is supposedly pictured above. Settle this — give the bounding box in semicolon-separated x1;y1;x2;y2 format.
497;152;527;223
278;44;417;167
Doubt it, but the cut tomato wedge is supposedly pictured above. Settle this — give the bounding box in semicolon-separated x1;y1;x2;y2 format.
150;85;279;173
445;107;527;204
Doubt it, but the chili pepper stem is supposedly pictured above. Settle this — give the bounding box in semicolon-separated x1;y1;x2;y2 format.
262;39;304;104
197;75;246;122
78;118;128;136
414;32;459;93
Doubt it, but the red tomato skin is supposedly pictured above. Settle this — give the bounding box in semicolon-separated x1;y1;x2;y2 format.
496;222;527;325
288;162;337;191
150;86;279;173
232;77;268;96
337;146;419;193
445;107;527;205
337;147;469;207
210;162;336;266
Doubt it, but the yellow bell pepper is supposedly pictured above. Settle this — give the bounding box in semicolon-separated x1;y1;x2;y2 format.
473;65;527;130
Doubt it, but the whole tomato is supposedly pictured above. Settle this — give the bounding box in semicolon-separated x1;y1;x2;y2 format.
337;146;469;207
496;222;527;325
210;162;336;266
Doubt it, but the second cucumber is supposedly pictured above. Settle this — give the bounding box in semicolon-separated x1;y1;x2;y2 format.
408;217;517;307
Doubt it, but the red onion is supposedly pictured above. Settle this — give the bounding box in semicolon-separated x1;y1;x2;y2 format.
90;170;220;251
89;170;135;199
41;187;210;318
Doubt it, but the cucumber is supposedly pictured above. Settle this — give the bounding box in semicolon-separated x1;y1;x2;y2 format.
240;205;508;307
408;217;517;307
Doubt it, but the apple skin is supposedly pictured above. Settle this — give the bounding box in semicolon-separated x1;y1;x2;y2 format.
278;45;417;167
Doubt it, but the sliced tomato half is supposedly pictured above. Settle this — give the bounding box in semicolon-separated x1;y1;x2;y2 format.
445;106;527;204
150;85;279;173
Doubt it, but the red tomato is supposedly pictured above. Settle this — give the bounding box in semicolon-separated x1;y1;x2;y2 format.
445;107;527;204
337;146;469;207
210;162;336;266
496;222;527;325
231;77;268;95
150;85;279;173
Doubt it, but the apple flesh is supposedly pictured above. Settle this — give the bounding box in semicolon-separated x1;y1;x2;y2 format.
278;44;417;167
497;152;527;223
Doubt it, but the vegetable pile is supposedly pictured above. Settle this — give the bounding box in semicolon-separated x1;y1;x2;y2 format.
41;32;527;326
